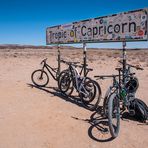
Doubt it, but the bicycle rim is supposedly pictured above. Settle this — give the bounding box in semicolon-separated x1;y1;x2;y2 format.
31;70;49;87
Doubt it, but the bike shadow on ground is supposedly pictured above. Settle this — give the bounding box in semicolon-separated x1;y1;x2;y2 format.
28;83;114;142
121;112;148;125
87;110;147;142
27;83;90;110
72;108;114;142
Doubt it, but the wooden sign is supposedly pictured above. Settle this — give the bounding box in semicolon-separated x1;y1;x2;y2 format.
46;8;148;44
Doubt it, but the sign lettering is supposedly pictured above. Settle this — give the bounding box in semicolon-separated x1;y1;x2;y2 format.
46;8;148;44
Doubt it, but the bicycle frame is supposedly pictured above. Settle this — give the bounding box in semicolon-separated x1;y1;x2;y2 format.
41;61;59;81
111;74;135;108
104;79;119;101
69;65;90;97
39;48;61;81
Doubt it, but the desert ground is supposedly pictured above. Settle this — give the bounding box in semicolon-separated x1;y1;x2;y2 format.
0;47;148;148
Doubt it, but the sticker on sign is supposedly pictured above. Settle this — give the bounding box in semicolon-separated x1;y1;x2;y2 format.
46;8;148;44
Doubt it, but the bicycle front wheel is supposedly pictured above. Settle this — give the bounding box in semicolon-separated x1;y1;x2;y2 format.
108;93;120;138
57;69;69;89
31;69;49;87
80;78;102;111
103;87;116;117
59;72;74;96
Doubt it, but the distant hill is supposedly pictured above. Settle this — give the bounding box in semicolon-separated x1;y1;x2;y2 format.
0;44;52;49
0;44;78;50
0;44;147;50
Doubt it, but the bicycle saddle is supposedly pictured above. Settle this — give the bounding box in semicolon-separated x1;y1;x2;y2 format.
60;59;80;65
115;67;122;71
41;58;48;64
86;68;93;71
118;60;144;70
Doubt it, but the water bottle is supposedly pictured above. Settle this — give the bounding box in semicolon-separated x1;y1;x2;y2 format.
121;89;127;105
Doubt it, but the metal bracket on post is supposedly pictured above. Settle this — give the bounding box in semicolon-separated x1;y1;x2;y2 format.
57;44;61;75
83;42;87;77
122;41;127;85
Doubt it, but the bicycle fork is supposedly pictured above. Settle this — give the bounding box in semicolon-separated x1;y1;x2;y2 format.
40;65;45;79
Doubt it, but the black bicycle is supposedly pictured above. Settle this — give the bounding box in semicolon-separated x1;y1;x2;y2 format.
31;58;65;87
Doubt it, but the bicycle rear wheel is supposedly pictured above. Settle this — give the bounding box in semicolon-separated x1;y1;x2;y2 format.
108;93;120;138
31;69;49;87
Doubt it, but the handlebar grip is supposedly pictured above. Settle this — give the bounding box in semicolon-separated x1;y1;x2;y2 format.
118;60;144;70
94;76;99;78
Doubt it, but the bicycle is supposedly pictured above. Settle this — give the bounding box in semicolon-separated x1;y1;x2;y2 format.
94;64;143;138
59;59;90;95
95;62;143;114
59;59;102;111
31;58;65;87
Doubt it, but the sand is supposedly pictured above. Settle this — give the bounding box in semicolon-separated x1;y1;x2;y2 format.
0;48;148;148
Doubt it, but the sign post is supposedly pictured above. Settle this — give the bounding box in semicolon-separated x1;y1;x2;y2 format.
122;41;127;85
83;43;87;77
57;45;61;76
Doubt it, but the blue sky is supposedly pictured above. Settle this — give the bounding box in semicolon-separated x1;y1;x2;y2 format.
0;0;148;48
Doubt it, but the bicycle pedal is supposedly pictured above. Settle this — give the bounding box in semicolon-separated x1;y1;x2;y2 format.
129;110;135;116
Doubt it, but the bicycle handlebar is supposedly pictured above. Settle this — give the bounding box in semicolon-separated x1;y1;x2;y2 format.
118;60;144;70
94;74;119;80
94;72;135;80
60;59;93;71
60;59;80;65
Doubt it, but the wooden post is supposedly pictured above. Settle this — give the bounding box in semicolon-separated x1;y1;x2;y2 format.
122;41;126;85
83;43;87;77
57;45;61;75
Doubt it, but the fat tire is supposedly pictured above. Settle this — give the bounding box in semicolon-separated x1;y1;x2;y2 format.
108;93;120;138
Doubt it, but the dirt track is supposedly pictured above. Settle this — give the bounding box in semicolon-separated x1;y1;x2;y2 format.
0;48;148;148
